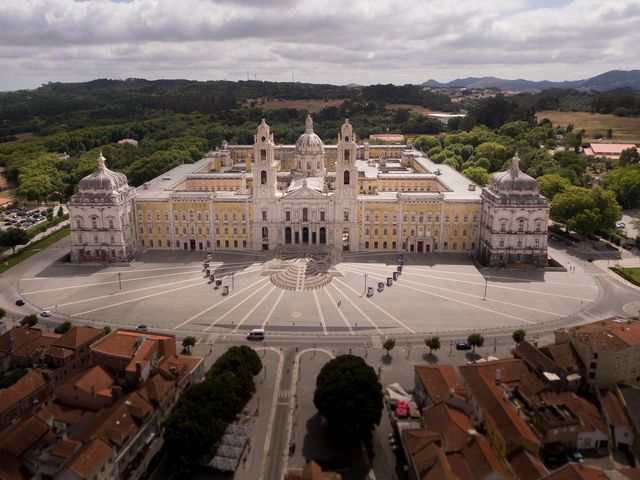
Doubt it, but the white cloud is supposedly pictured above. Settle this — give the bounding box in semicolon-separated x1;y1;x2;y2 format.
0;0;639;90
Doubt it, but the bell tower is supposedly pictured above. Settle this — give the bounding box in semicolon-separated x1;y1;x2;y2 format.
334;119;359;251
251;119;278;250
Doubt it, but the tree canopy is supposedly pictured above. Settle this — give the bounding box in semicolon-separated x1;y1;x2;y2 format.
604;165;640;209
314;354;383;436
0;228;31;254
551;186;621;235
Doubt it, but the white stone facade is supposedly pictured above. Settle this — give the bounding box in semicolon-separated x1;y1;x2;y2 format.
68;154;138;263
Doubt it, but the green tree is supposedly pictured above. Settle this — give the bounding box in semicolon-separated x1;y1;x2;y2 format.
0;307;5;320
512;329;527;345
619;147;639;166
467;333;485;353
462;166;490;186
103;325;111;335
57;206;64;218
0;227;31;254
20;314;38;327
551;187;621;235
424;336;441;355
314;355;383;436
54;321;73;334
474;142;511;171
537;174;572;201
182;336;197;353
383;338;396;358
604;165;640;209
412;135;440;152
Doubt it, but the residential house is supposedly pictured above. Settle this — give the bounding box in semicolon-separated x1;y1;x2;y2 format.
55;365;115;411
618;384;640;459
506;448;548;480
600;389;634;452
45;326;105;386
554;317;640;387
0;370;49;433
414;365;467;411
0;326;45;373
459;359;542;458
515;340;581;391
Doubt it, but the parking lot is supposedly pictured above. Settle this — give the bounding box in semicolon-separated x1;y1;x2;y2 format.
1;206;51;230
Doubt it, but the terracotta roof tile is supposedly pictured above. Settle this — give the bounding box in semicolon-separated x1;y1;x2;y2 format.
66;437;113;479
53;326;102;350
402;429;456;480
0;370;47;412
541;463;608;479
540;343;584;373
601;390;631;428
459;359;541;450
415;365;466;404
508;448;549;480
11;333;60;358
142;374;175;404
540;392;606;434
58;365;114;398
559;318;640;352
45;402;96;425
0;415;50;457
422;403;473;451
0;327;42;354
51;438;81;459
514;341;561;373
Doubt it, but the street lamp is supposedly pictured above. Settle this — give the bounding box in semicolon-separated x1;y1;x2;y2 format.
363;273;368;295
482;276;488;300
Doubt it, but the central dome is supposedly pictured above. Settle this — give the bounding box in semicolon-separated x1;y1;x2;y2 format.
78;153;129;191
489;153;538;194
296;114;324;155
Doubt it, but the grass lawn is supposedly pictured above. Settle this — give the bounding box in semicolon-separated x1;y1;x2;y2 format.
538;110;640;141
610;267;640;287
0;226;69;274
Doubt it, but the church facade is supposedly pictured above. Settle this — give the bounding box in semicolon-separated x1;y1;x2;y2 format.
68;116;549;267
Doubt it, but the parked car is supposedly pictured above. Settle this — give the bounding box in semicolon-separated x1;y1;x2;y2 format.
15;299;25;306
456;342;472;351
40;310;52;317
616;221;626;229
135;325;148;332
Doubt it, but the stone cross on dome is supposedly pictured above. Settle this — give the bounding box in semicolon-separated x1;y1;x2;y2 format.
305;114;314;134
510;151;521;175
97;152;106;170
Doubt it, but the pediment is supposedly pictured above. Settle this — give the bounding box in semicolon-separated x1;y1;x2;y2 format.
285;186;325;199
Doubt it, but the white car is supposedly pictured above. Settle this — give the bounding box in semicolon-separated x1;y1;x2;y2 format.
40;310;52;317
615;221;626;229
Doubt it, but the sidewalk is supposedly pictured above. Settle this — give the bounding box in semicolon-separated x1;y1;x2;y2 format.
1;219;69;259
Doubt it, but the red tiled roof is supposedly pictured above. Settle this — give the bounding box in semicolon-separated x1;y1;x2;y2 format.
422;403;473;451
415;365;466;404
66;437;113;480
402;429;455;480
459;359;541;450
0;327;42;353
601;390;631;428
0;370;47;413
51;438;81;459
11;333;61;359
0;415;50;457
508;448;549;480
540;392;606;434
142;373;175;404
46;345;74;359
540;343;584;373
54;326;102;350
58;365;114;399
558;318;640;352
45;402;96;425
514;341;561;373
541;463;608;479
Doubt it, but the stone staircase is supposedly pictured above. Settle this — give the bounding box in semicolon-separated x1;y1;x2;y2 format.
269;257;334;292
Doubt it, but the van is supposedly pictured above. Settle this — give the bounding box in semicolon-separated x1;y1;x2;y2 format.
247;328;265;340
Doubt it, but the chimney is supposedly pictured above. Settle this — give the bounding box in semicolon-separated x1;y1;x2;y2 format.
495;368;502;384
135;362;142;379
111;385;123;400
449;388;455;399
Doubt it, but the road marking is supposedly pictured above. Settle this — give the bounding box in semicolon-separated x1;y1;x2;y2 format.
45;276;204;309
262;289;286;329
333;277;415;334
344;267;536;325
204;280;272;332
323;287;354;334
345;266;565;319
173;277;269;330
351;263;596;300
313;290;328;336
232;285;278;333
71;280;208;317
330;283;383;335
22;269;202;294
258;347;284;480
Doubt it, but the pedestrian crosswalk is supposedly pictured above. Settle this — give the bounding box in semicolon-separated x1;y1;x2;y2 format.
278;389;291;400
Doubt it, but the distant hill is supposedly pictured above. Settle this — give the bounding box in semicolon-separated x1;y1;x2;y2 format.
421;70;640;92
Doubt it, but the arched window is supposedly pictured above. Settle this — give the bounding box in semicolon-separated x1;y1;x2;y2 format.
91;217;98;229
344;150;350;162
261;170;267;185
344;170;350;185
76;218;83;229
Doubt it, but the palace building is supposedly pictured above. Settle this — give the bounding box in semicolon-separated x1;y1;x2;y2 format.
69;116;549;267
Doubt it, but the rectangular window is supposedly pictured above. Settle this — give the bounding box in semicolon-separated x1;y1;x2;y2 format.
285;211;291;221
262;210;268;221
343;210;349;221
365;241;370;249
320;211;325;221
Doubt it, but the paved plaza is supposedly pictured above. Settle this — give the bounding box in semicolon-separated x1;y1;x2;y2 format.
17;246;600;338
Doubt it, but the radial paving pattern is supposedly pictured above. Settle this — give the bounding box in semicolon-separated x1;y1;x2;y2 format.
18;250;599;337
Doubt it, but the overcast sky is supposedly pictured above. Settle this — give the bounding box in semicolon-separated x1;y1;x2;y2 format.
1;0;639;91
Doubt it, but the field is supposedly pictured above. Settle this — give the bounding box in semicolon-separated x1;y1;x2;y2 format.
537;110;640;141
384;103;435;115
242;98;344;112
611;267;640;287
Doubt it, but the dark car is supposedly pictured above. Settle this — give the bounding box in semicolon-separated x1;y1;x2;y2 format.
135;325;149;332
15;299;25;306
455;342;472;351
